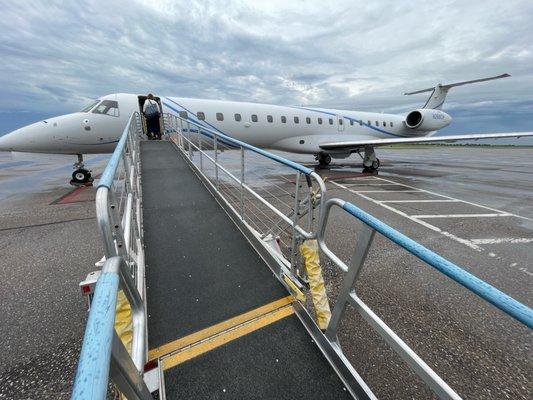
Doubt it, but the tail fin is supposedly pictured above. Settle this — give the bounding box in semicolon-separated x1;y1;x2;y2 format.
404;73;510;110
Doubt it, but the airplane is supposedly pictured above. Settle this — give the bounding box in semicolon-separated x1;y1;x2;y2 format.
0;73;532;185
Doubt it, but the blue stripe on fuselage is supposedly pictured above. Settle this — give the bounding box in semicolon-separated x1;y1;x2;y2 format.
67;139;120;145
292;106;406;138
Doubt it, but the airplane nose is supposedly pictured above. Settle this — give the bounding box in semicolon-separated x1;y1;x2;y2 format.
0;130;24;152
0;120;52;152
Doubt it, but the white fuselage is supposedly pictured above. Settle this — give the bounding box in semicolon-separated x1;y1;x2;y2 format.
162;97;430;156
0;93;443;156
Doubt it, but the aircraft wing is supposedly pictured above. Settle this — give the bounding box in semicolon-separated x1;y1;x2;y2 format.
319;131;533;150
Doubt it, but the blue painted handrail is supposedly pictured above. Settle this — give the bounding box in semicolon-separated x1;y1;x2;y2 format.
98;113;136;189
163;102;314;175
71;259;120;399
342;201;533;328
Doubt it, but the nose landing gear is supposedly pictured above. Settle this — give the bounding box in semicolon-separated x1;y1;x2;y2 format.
70;154;93;186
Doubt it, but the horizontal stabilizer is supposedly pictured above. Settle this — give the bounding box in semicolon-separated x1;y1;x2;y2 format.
319;131;533;150
404;73;511;95
404;73;511;109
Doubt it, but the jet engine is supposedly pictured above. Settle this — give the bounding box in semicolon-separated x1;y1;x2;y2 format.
404;109;452;131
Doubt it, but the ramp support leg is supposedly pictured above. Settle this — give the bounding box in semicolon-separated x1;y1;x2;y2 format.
325;224;375;342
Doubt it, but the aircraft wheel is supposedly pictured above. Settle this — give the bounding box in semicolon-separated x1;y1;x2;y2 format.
318;153;331;167
372;158;380;170
72;169;91;183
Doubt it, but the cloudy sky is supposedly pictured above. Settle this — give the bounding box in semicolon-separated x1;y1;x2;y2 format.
1;0;532;142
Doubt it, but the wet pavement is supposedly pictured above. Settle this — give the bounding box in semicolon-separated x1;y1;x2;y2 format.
0;152;109;399
0;146;531;399
302;147;533;399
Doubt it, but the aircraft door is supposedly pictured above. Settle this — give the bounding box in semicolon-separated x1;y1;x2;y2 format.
337;115;345;132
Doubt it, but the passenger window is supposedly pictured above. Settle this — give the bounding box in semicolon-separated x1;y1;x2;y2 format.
294;116;299;123
339;119;344;125
197;112;205;120
92;100;120;117
234;113;241;121
390;121;394;127
306;117;311;124
216;113;224;121
375;121;379;126
179;111;188;119
318;118;323;124
281;116;287;123
359;120;363;126
267;115;273;123
251;114;258;122
367;120;371;125
329;118;333;125
383;121;386;127
350;119;354;126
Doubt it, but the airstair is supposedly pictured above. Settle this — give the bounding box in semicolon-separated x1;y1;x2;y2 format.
71;112;532;400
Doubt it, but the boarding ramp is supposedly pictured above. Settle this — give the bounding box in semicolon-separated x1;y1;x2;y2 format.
72;112;533;399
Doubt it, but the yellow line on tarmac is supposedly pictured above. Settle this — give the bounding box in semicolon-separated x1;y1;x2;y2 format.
162;304;294;371
148;296;293;361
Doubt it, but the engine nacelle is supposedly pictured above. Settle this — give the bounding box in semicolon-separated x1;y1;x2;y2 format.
404;109;452;131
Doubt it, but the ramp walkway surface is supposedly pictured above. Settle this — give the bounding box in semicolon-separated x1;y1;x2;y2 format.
140;140;352;399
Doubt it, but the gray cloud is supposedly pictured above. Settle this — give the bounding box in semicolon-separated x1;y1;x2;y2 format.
0;0;532;136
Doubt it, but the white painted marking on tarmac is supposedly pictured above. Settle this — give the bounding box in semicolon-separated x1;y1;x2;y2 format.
342;183;400;186
330;181;483;251
331;176;533;265
379;199;460;203
413;213;512;219
347;190;420;193
471;238;533;244
374;176;533;222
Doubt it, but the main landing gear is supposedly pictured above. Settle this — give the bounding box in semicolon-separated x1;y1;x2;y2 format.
316;152;332;168
70;154;93;186
361;146;380;173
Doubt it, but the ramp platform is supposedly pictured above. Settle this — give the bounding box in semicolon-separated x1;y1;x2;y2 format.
141;141;352;399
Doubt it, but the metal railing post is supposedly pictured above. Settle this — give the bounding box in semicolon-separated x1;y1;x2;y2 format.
214;134;219;190
179;118;184;150
186;122;192;159
109;327;152;400
325;224;375;341
289;172;301;276
198;126;203;172
240;147;245;220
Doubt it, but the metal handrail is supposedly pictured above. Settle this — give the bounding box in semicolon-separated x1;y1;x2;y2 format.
95;112;147;371
162;101;316;175
72;257;151;400
163;112;326;278
318;198;533;399
73;112;149;400
164;111;326;207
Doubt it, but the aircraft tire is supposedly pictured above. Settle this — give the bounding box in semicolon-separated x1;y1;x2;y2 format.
72;169;91;183
318;153;331;166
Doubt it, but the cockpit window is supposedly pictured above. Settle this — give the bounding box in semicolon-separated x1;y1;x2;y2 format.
80;100;100;113
92;100;120;117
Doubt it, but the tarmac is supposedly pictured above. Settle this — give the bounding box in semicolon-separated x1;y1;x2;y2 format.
305;147;533;400
0;152;108;399
0;146;531;399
